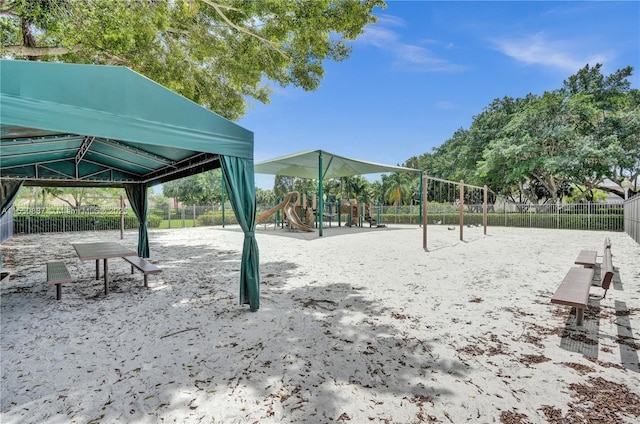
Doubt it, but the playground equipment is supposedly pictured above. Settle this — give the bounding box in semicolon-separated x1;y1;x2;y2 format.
257;191;314;232
363;203;385;227
421;174;489;251
340;199;359;226
259;192;386;233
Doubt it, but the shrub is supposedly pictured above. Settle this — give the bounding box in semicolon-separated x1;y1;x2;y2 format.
147;214;163;228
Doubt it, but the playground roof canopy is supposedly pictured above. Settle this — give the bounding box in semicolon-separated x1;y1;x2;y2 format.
254;150;420;180
0;59;254;187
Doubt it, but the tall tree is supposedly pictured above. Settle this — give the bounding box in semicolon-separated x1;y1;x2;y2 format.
1;0;385;120
162;175;205;206
561;64;640;198
382;172;411;206
477;65;639;203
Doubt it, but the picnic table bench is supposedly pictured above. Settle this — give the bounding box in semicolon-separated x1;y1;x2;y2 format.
551;238;614;326
122;256;162;287
46;261;73;300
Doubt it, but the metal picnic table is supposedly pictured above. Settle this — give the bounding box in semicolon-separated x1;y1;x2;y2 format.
72;242;137;295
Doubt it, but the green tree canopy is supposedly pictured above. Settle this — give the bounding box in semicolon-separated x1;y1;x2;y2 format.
382;172;411;206
1;0;385;120
407;64;639;204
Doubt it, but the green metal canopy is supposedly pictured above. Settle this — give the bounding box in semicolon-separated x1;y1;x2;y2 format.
1;60;253;186
255;150;420;236
0;60;260;310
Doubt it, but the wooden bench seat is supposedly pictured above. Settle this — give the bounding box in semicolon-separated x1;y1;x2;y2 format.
552;242;615;326
574;237;611;268
551;267;594;325
46;261;73;300
122;256;162;287
574;249;597;268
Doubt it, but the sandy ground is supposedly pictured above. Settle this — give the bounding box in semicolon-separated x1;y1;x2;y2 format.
1;224;639;423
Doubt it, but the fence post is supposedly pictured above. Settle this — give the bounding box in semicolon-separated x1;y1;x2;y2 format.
168;204;171;229
120;195;124;239
193;205;196;227
483;185;487;235
221;187;226;228
504;202;506;227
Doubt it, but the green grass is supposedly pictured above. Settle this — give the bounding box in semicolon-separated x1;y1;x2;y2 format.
158;219;196;229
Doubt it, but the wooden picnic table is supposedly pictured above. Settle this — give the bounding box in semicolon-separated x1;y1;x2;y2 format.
72;242;137;295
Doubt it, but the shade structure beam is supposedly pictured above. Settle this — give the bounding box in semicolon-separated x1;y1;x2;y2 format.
0;134;85;144
81;147;158;173
0;146;79;162
141;152;220;184
75;136;95;166
321;155;334;181
79;157;145;177
93;138;174;166
2;157;77;174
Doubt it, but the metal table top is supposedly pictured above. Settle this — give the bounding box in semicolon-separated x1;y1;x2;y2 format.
72;242;137;261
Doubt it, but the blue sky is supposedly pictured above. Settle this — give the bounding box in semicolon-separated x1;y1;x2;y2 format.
237;1;640;189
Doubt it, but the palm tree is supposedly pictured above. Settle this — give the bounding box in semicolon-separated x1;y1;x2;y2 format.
383;172;411;206
323;178;341;199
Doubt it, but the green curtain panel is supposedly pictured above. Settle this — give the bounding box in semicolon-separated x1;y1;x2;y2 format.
0;179;23;269
0;179;23;217
124;184;150;258
221;156;260;311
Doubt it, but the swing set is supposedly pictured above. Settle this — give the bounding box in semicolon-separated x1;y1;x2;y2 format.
420;174;489;251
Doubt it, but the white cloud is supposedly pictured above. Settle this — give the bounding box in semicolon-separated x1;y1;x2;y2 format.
375;13;406;28
394;44;466;72
358;26;400;48
357;15;464;73
492;32;611;72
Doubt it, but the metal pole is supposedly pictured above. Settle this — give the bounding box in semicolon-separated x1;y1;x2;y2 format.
221;185;226;228
423;173;428;250
459;180;464;241
318;151;324;236
419;171;423;227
